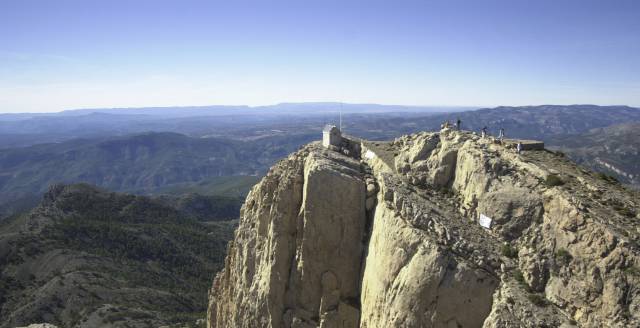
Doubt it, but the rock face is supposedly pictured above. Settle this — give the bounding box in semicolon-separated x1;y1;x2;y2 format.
208;131;640;328
359;201;498;327
208;143;366;328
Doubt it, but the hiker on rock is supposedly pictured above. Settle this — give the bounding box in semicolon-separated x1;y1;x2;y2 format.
516;142;523;154
481;126;487;138
456;118;461;130
498;128;505;142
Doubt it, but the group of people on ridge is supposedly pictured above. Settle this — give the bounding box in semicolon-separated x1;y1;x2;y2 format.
442;119;523;154
480;125;523;154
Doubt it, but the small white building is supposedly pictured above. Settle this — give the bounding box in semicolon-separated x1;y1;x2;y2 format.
322;124;342;148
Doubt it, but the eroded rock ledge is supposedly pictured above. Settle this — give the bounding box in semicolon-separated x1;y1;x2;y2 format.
209;130;640;328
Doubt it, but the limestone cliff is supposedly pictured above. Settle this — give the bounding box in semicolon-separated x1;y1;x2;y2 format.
208;143;368;328
208;130;640;328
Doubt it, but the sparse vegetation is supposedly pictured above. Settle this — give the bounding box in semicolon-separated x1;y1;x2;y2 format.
597;172;619;184
527;293;548;307
545;174;564;187
513;270;525;284
501;244;518;259
555;248;573;265
623;265;640;276
514;270;523;282
513;269;532;293
438;187;455;198
606;198;637;218
614;205;635;218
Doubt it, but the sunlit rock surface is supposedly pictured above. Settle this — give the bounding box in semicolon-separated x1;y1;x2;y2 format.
209;130;640;328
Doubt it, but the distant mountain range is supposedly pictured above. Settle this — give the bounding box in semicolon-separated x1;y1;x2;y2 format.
0;102;470;120
0;132;315;217
0;103;467;148
0;184;236;327
350;104;640;141
1;104;639;218
2;103;637;149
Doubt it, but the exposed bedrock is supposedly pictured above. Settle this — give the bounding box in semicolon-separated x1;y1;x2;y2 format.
209;130;640;328
359;201;498;328
208;144;367;328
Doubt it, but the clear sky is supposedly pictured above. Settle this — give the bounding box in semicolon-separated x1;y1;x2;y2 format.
1;0;639;113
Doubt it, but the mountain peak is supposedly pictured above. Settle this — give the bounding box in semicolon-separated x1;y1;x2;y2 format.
208;129;640;327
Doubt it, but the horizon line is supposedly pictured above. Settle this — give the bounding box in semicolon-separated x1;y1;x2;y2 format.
1;102;638;115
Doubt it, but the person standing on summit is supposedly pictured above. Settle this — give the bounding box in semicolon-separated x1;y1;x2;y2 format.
456;118;461;130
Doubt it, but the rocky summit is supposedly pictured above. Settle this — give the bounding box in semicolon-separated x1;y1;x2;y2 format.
207;128;640;328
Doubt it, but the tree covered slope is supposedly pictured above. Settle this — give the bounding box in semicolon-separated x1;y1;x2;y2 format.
0;184;237;328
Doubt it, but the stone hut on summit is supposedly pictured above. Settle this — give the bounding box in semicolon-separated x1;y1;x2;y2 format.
322;124;342;148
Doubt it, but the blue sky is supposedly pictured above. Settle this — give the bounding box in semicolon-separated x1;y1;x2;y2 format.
1;0;639;113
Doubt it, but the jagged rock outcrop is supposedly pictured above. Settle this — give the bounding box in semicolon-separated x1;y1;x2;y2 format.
208;130;640;327
208;143;367;327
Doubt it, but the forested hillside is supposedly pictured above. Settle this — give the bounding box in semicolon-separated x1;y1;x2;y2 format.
549;122;640;188
0;184;237;327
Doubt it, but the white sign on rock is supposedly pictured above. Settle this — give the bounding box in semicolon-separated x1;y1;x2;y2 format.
479;214;492;229
364;150;376;160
